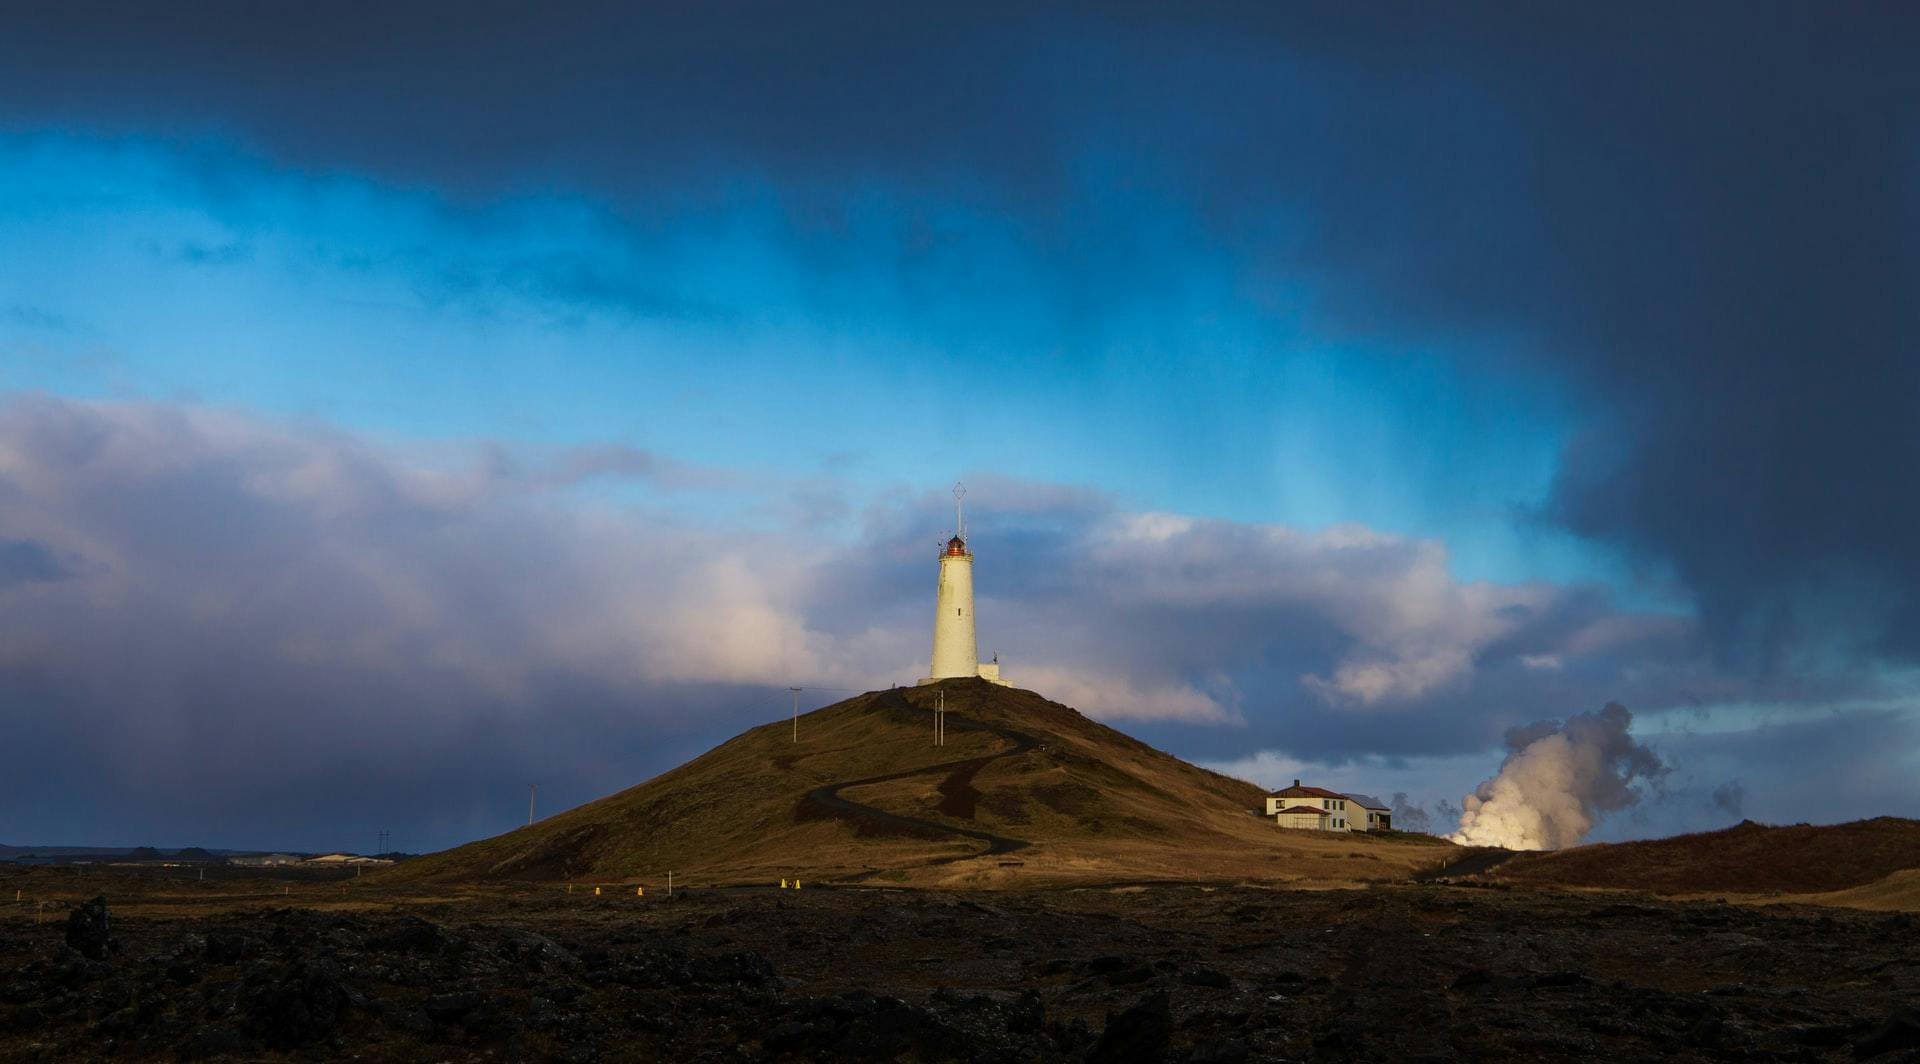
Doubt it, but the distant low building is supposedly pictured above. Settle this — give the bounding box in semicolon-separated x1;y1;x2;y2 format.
1266;780;1355;830
1344;793;1394;832
304;854;393;866
228;853;303;867
1274;804;1334;830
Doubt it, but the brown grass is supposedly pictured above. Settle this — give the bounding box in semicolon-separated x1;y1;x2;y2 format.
1495;816;1920;894
1778;867;1920;911
383;679;1454;889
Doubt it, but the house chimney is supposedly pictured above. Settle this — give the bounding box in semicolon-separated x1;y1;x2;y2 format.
1293;779;1301;788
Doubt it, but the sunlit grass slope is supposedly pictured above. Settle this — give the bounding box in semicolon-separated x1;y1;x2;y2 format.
391;679;1450;888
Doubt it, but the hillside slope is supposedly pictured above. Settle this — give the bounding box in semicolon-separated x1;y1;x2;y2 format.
391;679;1449;888
1494;817;1920;895
1786;868;1920;911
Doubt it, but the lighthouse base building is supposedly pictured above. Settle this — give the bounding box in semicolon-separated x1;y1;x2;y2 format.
917;488;1011;687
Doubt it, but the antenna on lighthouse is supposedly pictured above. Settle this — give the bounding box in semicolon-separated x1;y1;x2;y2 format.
953;482;966;540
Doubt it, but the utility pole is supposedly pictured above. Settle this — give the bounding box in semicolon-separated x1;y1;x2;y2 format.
528;783;537;826
791;686;802;743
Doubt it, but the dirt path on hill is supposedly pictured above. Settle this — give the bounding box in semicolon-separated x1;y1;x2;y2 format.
801;713;1038;875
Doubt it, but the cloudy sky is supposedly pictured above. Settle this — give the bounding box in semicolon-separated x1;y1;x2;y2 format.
3;3;1918;852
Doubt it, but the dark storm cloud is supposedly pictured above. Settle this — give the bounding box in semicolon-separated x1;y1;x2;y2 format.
0;2;1050;200
6;4;1914;676
1589;707;1920;840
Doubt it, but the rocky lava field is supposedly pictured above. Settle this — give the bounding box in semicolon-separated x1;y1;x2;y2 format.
4;883;1920;1063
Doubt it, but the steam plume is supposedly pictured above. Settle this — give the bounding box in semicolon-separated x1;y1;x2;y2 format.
1449;703;1665;850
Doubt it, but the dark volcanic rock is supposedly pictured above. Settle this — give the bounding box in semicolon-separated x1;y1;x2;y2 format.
424;990;486;1023
497;927;578;972
1853;1008;1920;1059
241;958;352;1047
371;914;454;954
2;882;1917;1063
64;896;113;960
187;1024;254;1059
688;949;774;987
1180;967;1232;989
1088;990;1172;1064
765;992;969;1060
204;929;254;964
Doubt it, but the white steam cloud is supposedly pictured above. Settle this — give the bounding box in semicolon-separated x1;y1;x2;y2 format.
1449;703;1665;850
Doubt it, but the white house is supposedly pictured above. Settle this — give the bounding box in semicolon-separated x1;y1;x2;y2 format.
1344;793;1394;832
1266;780;1355;831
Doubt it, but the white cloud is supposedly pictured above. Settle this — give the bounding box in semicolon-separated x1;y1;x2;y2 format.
1075;509;1668;708
0;393;1767;848
1010;664;1238;724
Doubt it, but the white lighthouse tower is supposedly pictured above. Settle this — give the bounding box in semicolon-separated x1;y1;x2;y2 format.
920;483;1009;686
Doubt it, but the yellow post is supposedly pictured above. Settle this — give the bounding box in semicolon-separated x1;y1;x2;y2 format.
795;879;802;890
594;886;601;896
636;886;644;896
780;878;788;889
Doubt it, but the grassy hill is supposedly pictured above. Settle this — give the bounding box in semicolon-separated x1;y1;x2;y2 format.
1493;816;1920;895
390;679;1451;888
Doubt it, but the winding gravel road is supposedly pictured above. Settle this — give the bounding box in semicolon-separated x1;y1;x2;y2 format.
802;711;1038;866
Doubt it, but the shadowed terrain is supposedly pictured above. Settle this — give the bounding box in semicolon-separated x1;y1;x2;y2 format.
1492;817;1920;897
5;878;1920;1062
387;680;1451;889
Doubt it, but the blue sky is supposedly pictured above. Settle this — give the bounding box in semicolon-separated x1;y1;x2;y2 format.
3;132;1593;584
2;4;1917;851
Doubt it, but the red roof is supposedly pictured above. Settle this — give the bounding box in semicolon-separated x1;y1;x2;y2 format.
1272;785;1346;799
1275;806;1329;817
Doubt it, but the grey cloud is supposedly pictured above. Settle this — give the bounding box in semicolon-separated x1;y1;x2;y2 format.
832;486;1768;759
0;395;859;849
489;443;740;494
1583;708;1920;841
1387;792;1432;833
0;395;1837;849
1711;781;1746;818
0;538;76;585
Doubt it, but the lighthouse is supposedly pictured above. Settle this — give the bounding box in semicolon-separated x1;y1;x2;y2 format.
920;484;1009;686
